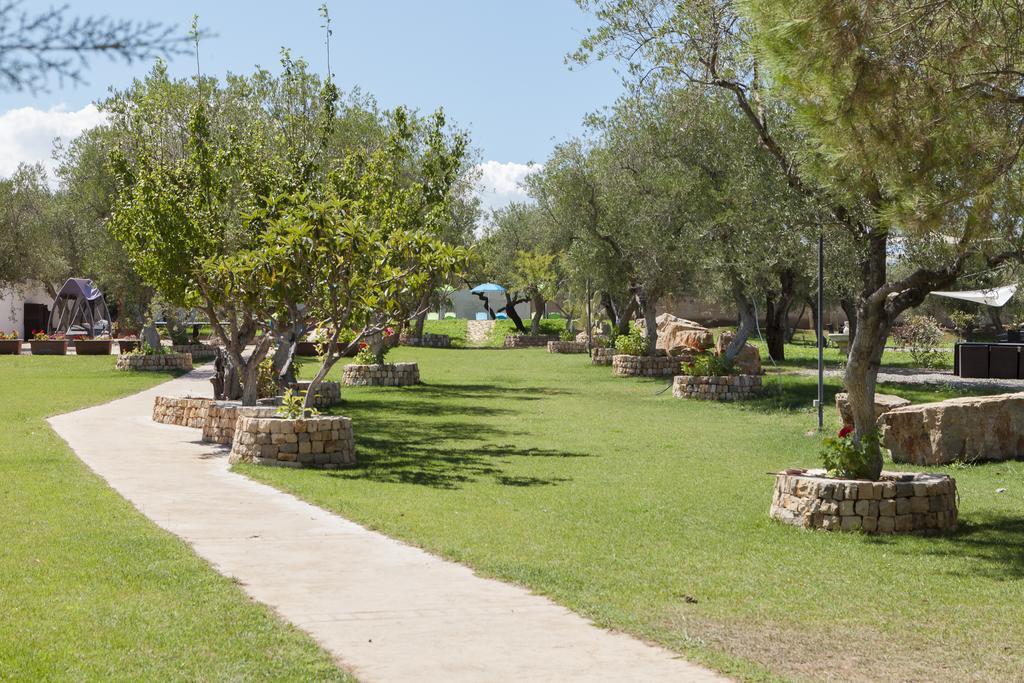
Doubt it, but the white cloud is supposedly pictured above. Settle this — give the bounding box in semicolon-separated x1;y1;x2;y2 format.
475;160;538;213
0;104;107;179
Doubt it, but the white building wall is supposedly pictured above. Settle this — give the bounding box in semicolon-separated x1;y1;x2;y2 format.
0;283;52;338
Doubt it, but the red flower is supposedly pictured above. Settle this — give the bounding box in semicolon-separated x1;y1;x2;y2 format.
358;342;367;350
839;425;854;438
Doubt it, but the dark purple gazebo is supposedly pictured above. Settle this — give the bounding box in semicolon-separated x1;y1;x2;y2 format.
48;278;112;338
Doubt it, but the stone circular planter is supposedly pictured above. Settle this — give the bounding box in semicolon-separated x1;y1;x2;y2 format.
547;340;588;354
153;396;213;429
291;380;341;409
74;339;112;355
115;352;192;372
228;415;356;469
591;347;617;365
399;333;451;348
30;340;67;355
504;334;558;349
0;339;23;355
342;362;420;386
612;354;681;378
170;343;217;362
673;374;762;401
770;469;958;534
202;402;278;445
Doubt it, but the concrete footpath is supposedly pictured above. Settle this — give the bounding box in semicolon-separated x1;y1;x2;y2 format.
49;367;726;682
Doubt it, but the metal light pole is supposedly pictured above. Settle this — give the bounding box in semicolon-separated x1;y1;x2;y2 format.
817;232;825;432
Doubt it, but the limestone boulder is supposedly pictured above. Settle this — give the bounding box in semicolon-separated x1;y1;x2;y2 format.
835;392;911;429
713;331;763;375
879;392;1024;465
637;314;713;355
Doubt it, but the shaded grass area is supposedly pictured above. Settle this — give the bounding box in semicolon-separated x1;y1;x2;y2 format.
0;356;352;681
425;317;567;348
238;347;1024;682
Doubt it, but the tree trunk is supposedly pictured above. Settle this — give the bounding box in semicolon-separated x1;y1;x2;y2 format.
763;269;797;361
840;298;858;347
530;292;545;335
844;297;891;480
502;293;528;333
633;285;658;357
724;278;757;361
414;285;432;337
616;296;637;335
601;291;617;330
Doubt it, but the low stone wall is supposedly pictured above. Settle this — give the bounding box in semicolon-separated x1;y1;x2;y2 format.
880;392;1024;465
770;469;957;533
504;334;558;349
202;402;277;445
291;380;341;409
170;343;217;362
399;333;451;348
673;375;762;401
152;396;213;428
612;354;681;378
591;347;617;365
116;352;193;372
547;340;588;354
342;362;420;387
229;415;356;469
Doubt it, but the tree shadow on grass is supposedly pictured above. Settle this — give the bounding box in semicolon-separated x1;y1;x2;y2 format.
326;415;589;489
406;382;574;401
862;514;1024;580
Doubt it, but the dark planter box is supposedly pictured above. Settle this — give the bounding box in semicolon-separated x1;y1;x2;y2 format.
74;339;112;355
117;339;140;353
30;340;68;355
0;339;22;355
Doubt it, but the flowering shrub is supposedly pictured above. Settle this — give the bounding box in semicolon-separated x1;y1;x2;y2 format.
0;330;19;340
891;314;946;368
820;426;878;479
354;342;377;365
31;330;64;341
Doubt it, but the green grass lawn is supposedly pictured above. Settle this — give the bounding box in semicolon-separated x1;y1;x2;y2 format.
237;346;1024;682
424;317;567;348
0;355;353;681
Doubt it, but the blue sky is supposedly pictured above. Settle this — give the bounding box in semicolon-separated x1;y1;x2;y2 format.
0;1;624;209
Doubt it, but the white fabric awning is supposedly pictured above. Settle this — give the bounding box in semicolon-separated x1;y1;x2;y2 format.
931;284;1018;307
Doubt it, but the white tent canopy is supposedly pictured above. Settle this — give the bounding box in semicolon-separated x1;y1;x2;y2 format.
930;284;1018;307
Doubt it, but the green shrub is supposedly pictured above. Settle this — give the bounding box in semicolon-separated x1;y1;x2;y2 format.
559;329;575;342
256;357;279;399
891;314;946;368
820;426;878;479
276;389;318;419
354;345;377;365
130;341;166;356
682;352;736;377
614;325;648;356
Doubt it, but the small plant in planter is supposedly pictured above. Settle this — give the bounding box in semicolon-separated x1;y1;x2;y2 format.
129;340;167;356
682;352;737;377
820;426;877;480
0;330;21;354
29;331;68;355
276;389;319;419
559;329;575;342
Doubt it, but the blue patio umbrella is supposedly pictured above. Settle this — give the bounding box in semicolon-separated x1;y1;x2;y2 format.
470;282;506;294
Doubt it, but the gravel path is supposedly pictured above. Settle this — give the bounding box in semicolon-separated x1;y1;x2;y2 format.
799;366;1024;392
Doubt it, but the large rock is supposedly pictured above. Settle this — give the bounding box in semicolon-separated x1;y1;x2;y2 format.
637;314;712;355
835;392;911;429
879;392;1024;465
713;331;763;375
